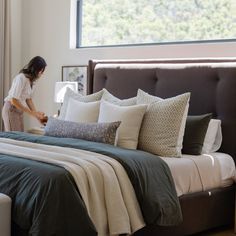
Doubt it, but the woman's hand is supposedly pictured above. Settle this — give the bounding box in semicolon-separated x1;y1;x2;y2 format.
32;111;45;120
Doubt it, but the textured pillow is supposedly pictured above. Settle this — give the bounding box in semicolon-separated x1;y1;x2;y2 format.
98;100;147;149
137;90;190;157
102;89;137;106
137;89;189;154
64;98;100;123
44;117;121;145
182;114;212;155
202;119;222;154
137;89;163;104
59;88;104;120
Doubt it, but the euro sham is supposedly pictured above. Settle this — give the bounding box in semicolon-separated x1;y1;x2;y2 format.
59;88;104;120
137;89;190;157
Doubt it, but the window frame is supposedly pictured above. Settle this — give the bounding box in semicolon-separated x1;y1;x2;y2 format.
75;0;236;49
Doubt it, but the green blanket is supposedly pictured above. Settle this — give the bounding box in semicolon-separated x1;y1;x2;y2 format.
0;131;182;235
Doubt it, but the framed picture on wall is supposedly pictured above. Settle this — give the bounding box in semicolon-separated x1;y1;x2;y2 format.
62;65;88;95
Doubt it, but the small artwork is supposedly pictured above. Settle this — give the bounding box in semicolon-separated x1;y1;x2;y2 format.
62;65;88;95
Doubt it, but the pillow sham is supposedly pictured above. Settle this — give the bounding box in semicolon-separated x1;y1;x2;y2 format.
202;119;222;154
137;89;190;157
44;117;121;145
137;89;163;104
64;98;100;123
98;100;147;149
182;113;212;155
137;89;190;155
59;88;104;120
102;89;137;106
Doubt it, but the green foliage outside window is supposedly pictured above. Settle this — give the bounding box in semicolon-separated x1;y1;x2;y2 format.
80;0;236;47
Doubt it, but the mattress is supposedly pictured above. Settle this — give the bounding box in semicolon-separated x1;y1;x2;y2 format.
162;152;236;197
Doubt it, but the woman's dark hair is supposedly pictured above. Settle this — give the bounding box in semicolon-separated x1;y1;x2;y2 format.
20;56;47;81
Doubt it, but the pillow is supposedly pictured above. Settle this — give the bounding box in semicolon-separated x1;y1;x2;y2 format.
202;119;222;153
64;98;100;123
137;89;190;157
182;114;212;155
44;117;121;145
137;89;190;154
59;88;104;120
102;89;137;106
137;89;163;104
98;100;147;149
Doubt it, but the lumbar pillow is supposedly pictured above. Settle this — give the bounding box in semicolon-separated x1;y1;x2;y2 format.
137;90;190;157
98;100;147;149
59;88;104;120
202;119;222;154
182;114;212;155
64;98;100;123
44;117;121;145
102;89;137;106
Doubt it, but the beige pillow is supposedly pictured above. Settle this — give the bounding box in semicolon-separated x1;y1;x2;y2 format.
137;89;190;157
98;100;147;149
102;89;137;106
64;98;100;123
59;88;104;120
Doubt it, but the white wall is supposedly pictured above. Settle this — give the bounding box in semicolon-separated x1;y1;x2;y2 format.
12;0;236;129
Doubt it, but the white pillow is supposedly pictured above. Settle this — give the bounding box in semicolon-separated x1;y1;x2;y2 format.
98;100;147;149
201;119;222;153
137;89;190;157
64;98;100;123
102;89;137;106
59;88;104;120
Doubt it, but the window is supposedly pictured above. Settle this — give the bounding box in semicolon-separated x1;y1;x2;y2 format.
76;0;236;48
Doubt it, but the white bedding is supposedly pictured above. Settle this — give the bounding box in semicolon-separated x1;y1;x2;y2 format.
162;152;236;197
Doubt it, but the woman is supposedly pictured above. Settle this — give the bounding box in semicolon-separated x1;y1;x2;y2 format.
2;56;47;131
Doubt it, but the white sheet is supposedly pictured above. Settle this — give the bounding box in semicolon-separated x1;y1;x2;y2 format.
162;152;236;196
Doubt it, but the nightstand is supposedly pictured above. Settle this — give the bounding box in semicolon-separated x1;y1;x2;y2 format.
27;126;45;135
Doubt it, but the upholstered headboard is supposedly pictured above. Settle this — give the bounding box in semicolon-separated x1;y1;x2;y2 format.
88;58;236;161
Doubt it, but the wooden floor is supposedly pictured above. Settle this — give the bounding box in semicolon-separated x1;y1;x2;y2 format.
194;226;235;236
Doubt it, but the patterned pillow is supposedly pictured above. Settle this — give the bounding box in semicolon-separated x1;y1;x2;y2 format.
44;117;121;145
102;89;137;106
59;88;104;120
137;89;163;104
137;90;190;157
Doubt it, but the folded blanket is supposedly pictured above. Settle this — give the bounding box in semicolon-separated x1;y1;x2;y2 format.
0;137;145;236
0;131;182;235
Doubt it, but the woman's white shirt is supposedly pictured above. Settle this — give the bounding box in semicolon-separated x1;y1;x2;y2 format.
4;73;36;105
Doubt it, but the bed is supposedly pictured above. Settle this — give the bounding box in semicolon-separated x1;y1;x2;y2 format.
87;58;236;236
0;58;236;236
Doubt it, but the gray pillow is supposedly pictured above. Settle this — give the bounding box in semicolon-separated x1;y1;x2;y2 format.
102;89;137;106
44;117;121;145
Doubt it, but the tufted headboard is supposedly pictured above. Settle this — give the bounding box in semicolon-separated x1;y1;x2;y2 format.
88;58;236;161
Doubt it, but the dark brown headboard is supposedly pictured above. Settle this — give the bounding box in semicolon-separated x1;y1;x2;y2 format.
88;58;236;161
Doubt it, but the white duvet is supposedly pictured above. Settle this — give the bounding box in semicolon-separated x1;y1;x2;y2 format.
162;152;236;196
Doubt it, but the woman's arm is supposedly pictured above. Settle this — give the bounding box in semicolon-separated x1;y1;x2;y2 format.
26;98;36;112
11;98;44;120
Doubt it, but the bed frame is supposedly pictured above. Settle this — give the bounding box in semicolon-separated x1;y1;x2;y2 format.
88;58;236;236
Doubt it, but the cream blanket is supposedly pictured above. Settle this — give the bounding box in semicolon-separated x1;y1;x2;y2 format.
0;138;145;236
